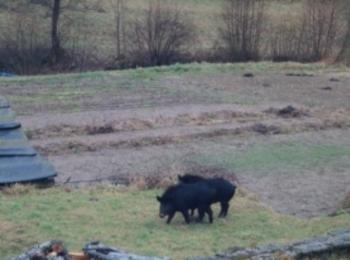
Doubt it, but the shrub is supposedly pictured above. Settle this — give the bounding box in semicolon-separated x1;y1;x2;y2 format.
126;0;195;67
270;0;342;62
218;0;267;62
0;10;50;74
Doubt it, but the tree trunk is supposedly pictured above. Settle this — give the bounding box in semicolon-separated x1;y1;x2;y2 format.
50;0;63;63
111;0;125;59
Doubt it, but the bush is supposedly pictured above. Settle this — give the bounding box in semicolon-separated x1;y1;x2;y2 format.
270;0;342;62
0;11;50;74
218;0;267;62
126;0;195;67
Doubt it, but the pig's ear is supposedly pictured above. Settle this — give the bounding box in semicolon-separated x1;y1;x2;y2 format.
156;196;162;202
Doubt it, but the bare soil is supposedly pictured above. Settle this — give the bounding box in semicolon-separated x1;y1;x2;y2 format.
12;72;350;218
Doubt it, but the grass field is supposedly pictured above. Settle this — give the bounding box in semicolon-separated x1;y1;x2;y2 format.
1;61;350;258
1;185;349;259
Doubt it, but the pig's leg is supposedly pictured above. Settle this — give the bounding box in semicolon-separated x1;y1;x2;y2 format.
166;211;175;224
219;201;229;218
206;206;213;223
190;208;195;217
196;207;205;222
218;201;229;218
181;210;191;224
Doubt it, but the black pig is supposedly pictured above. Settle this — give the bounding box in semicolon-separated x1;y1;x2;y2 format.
178;174;236;217
156;183;215;224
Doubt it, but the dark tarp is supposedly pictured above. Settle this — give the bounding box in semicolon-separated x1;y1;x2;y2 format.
0;96;56;184
0;127;26;140
0;96;10;108
0;147;37;157
0;155;55;184
0;121;21;130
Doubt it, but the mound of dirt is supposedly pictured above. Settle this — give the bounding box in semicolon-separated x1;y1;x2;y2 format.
285;73;314;77
243;73;254;78
320;86;332;91
265;105;309;118
251;123;281;135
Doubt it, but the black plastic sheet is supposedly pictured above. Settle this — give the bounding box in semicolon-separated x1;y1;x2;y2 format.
0;155;55;183
0;96;56;184
0;147;37;157
0;96;10;109
0;121;21;130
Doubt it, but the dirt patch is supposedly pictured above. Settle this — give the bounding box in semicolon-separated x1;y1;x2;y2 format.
181;162;239;184
24;107;263;140
83;162;239;191
239;169;350;218
31;117;349;157
0;219;18;233
20;104;350;159
0;218;30;254
340;192;350;210
44;125;350;218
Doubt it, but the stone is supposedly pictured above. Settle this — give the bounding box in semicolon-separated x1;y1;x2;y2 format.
83;241;169;260
194;228;350;260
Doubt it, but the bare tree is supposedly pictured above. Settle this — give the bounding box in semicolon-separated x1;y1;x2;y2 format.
336;1;350;64
219;0;266;61
110;0;127;59
0;8;49;74
24;0;64;63
49;0;63;63
270;20;302;62
128;0;194;66
300;0;340;61
26;0;83;64
270;0;341;62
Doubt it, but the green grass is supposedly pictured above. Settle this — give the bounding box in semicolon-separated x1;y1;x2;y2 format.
125;62;347;79
1;62;345;85
0;185;349;259
193;138;350;173
1;62;348;115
